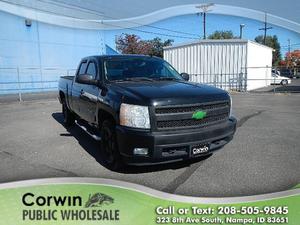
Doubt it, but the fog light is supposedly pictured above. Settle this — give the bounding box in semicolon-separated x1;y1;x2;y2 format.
133;148;148;155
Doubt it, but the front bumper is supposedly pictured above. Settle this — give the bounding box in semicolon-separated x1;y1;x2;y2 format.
116;117;237;165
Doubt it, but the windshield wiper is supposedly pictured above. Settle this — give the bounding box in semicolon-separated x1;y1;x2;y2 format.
126;77;154;81
112;76;180;82
155;77;179;81
113;77;154;82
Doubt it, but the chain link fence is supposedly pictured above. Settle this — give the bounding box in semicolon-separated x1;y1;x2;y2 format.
189;73;247;91
0;67;76;101
189;66;300;94
0;66;299;102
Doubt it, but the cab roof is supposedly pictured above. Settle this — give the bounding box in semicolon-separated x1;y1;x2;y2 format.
82;54;161;61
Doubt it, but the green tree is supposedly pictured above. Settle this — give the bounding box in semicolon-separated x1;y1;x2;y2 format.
148;37;173;58
254;35;281;65
115;34;173;58
208;30;237;39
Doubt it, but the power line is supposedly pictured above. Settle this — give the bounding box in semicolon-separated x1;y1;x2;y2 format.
102;15;201;38
281;46;300;51
281;42;300;48
1;0;200;40
37;0;201;38
101;22;199;40
37;0;104;17
0;0;92;20
48;0;201;37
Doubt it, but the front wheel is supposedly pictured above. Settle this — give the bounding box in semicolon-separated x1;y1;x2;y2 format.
100;120;124;171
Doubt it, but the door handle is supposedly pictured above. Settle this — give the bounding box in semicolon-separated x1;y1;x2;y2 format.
80;90;96;102
80;90;88;100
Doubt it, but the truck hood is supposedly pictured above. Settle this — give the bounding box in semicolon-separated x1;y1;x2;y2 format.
111;80;230;106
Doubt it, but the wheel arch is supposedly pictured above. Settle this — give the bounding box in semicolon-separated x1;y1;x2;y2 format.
59;90;65;104
97;108;118;128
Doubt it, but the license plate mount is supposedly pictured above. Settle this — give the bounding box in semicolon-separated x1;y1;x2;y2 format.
191;144;210;157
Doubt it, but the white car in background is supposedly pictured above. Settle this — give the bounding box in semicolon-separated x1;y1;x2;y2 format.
271;69;291;85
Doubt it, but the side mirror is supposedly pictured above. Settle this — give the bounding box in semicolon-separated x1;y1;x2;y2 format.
181;73;189;81
77;74;98;86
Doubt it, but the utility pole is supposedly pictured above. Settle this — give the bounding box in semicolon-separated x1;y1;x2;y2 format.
203;12;206;39
288;39;291;67
259;13;273;44
196;3;214;39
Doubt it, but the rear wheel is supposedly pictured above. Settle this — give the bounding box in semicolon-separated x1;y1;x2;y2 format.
100;120;124;171
281;80;288;85
62;100;75;127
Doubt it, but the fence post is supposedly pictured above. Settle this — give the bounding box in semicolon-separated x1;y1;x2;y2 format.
220;73;223;89
40;67;43;92
235;74;238;91
17;67;22;102
214;74;216;87
273;74;276;94
244;72;247;92
238;73;242;92
237;71;246;92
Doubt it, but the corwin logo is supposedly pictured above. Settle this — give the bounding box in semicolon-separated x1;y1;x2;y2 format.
85;193;114;208
192;110;206;120
21;192;120;221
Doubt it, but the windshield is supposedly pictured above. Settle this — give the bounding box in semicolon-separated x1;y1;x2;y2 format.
104;57;183;81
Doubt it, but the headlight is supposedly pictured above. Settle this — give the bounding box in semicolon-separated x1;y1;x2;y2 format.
120;103;150;129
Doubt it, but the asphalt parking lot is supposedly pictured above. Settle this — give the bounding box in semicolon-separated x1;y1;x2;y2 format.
0;91;300;197
251;78;300;93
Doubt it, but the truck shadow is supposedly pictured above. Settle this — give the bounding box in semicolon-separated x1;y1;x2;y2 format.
52;112;212;174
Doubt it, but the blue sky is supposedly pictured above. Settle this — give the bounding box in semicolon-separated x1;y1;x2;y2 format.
104;13;300;57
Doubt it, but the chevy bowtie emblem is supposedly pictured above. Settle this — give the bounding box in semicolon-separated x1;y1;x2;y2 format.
192;111;207;120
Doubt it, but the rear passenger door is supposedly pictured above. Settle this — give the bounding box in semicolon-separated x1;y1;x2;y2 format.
78;60;100;124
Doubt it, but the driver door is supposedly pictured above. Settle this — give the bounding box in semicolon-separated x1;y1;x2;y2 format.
78;60;100;124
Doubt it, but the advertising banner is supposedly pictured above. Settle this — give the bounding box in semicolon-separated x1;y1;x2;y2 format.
0;178;299;225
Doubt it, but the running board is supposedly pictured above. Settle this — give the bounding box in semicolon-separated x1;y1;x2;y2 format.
75;120;101;141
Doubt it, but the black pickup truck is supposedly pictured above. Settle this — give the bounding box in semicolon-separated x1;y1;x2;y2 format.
58;55;236;170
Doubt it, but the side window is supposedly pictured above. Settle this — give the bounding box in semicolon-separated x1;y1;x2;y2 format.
78;61;88;75
86;62;97;79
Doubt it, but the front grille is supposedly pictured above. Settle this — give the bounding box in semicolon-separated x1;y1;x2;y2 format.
155;102;229;114
157;114;228;129
154;101;230;130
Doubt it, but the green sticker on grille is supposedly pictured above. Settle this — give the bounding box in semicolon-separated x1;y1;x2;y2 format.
192;111;207;120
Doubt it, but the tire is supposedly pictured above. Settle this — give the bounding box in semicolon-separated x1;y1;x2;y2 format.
62;100;75;127
100;120;124;171
281;80;288;86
